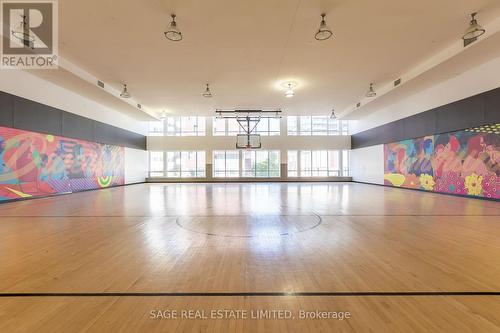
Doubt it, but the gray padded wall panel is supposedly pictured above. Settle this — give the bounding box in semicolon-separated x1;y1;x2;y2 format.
352;87;500;149
0;92;14;127
484;89;500;124
0;91;146;150
402;111;436;141
13;97;62;135
434;95;485;133
62;112;95;141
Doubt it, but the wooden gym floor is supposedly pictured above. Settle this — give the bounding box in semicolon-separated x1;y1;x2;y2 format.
0;182;499;332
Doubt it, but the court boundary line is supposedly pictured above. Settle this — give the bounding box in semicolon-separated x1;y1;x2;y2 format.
0;214;498;218
1;292;500;297
174;213;323;237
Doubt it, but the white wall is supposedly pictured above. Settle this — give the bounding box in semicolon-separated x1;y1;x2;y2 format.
1;70;149;183
0;70;147;135
352;54;500;134
350;145;384;184
125;148;148;184
350;54;500;184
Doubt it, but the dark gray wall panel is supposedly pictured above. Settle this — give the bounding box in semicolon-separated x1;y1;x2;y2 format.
352;87;500;149
0;91;146;150
434;95;485;133
403;111;436;140
13;97;62;135
94;121;146;150
0;92;14;127
383;121;405;144
62;112;94;141
484;89;500;124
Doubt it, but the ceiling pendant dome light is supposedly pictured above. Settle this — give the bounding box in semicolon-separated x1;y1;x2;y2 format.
284;83;295;98
365;83;376;98
330;109;337;119
202;83;213;97
164;14;182;41
462;12;486;41
120;84;131;98
315;13;333;41
11;14;35;45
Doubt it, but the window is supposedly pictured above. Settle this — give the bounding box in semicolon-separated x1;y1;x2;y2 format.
213;150;240;177
287;150;345;177
287;150;298;177
299;117;312;135
213;118;241;136
165;152;180;177
242;150;280;177
213;118;280;136
287;116;298;134
149;152;164;177
287;116;349;135
255;118;280;136
148;121;164;136
214;150;280;178
149;151;205;178
165;151;205;177
312;116;328;135
148;117;205;136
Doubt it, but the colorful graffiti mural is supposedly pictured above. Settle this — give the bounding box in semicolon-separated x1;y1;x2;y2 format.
384;123;499;199
0;126;124;201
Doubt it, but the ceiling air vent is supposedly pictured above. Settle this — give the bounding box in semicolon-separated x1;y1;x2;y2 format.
394;78;401;86
97;80;105;88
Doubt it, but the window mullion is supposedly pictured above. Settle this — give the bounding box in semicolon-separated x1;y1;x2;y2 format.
225;151;228;177
163;151;167;177
241;150;244;178
338;150;342;177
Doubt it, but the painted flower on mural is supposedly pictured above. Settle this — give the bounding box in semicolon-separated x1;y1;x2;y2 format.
402;173;419;188
464;173;483;196
419;174;435;191
481;174;499;199
435;172;466;195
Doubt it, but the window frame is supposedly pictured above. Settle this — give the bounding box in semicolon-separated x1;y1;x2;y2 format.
287;116;349;136
213;150;281;178
212;117;280;136
149;151;206;178
148;116;206;136
287;150;347;178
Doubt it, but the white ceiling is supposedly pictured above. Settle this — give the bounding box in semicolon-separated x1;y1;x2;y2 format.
29;0;500;118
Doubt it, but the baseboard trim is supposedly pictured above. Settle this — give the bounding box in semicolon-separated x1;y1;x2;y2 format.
0;181;146;205
352;180;499;202
146;177;352;183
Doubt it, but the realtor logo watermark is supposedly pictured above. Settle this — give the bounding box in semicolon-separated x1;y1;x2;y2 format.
1;0;58;69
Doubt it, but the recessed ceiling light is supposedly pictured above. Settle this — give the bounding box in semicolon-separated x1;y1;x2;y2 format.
462;12;486;41
202;83;213;98
365;83;376;98
164;14;182;41
120;84;131;98
315;13;333;41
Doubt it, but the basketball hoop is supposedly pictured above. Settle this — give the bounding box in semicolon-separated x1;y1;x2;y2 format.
236;134;261;149
214;109;281;149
